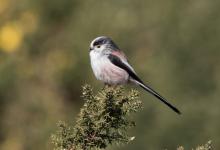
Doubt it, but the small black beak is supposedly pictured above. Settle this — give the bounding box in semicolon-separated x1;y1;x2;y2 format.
89;47;93;51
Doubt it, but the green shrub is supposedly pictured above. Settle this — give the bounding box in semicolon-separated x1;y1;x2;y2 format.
177;141;212;150
51;84;142;150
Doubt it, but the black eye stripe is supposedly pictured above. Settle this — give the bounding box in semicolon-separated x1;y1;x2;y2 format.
93;39;105;46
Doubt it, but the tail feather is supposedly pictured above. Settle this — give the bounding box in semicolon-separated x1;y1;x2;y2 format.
137;81;181;115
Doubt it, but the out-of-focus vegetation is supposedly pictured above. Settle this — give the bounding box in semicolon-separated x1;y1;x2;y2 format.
0;0;220;149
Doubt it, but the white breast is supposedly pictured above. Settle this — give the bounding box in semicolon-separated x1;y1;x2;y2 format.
90;51;129;85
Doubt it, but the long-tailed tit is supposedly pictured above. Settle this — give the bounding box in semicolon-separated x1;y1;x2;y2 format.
89;36;181;114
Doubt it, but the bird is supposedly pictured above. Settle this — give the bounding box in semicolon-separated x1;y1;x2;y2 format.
89;36;181;115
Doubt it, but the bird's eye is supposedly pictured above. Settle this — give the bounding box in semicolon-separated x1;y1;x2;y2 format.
97;45;101;48
93;39;105;47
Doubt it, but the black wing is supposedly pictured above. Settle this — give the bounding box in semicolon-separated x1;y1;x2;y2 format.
108;54;144;84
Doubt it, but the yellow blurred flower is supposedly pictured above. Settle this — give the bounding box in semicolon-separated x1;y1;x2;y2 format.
0;23;24;53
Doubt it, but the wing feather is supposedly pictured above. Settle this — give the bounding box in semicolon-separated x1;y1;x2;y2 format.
108;54;143;84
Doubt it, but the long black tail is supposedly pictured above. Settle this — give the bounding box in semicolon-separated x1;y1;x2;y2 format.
137;81;181;115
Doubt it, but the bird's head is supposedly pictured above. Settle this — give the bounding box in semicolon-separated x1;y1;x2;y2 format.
89;36;119;53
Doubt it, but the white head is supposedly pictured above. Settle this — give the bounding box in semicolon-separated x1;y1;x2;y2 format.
89;36;119;53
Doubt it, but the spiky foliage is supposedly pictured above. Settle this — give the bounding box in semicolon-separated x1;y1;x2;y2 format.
177;141;213;150
51;84;142;150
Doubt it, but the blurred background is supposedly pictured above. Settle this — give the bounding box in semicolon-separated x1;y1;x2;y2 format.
0;0;220;149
